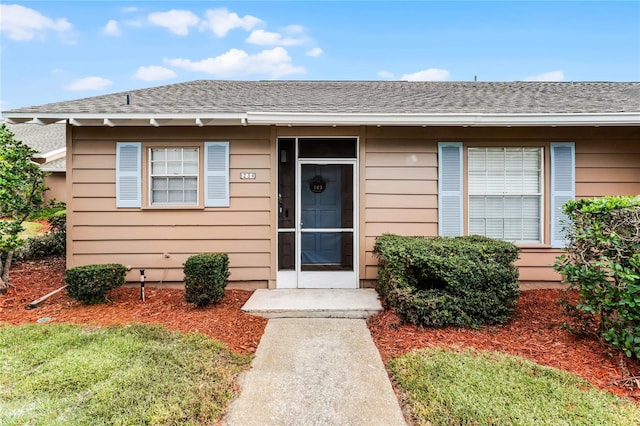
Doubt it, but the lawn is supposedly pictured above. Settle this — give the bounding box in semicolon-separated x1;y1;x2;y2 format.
390;347;640;425
0;323;250;425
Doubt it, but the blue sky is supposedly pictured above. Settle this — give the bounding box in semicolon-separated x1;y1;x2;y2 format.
1;1;639;110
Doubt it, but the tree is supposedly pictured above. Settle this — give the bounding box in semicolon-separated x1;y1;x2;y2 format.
0;123;47;294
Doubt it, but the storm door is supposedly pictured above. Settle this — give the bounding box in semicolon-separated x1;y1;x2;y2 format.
277;138;358;289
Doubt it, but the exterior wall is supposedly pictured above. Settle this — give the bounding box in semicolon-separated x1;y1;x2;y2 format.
44;172;67;203
68;125;638;288
68;126;273;286
361;126;639;286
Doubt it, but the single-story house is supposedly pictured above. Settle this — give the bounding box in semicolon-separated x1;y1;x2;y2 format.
3;81;639;289
4;122;67;203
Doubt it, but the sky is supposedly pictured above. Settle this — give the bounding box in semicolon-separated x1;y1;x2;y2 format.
1;1;639;110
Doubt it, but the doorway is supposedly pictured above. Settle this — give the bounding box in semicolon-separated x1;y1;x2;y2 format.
277;138;358;288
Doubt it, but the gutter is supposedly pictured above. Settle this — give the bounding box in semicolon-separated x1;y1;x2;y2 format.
2;111;639;127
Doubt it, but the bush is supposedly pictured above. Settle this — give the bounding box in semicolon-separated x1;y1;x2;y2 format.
65;264;126;304
27;199;66;221
374;234;520;328
554;196;640;359
16;211;66;260
184;253;229;306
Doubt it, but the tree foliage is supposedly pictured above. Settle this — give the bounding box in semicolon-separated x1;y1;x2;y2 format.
0;123;47;293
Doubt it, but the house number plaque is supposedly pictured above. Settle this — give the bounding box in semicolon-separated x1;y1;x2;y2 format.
310;175;327;193
240;172;256;179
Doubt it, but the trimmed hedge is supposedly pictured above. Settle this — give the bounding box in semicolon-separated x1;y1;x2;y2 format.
184;253;229;306
374;234;520;328
65;263;126;304
554;196;640;359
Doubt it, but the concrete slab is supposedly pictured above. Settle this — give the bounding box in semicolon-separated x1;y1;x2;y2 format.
223;318;407;426
241;289;383;319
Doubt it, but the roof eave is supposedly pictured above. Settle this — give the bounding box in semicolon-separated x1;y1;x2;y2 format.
2;112;639;127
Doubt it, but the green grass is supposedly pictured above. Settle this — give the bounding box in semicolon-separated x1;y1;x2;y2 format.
0;323;251;425
389;347;640;425
18;221;46;238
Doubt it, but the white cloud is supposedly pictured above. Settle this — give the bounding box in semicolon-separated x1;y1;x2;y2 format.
201;8;263;37
284;25;305;34
51;68;64;75
121;7;138;13
0;4;73;41
148;9;199;36
64;76;112;91
133;65;177;81
524;70;564;82
401;68;450;81
103;20;120;36
165;47;305;78
246;29;306;46
378;71;395;79
306;47;324;57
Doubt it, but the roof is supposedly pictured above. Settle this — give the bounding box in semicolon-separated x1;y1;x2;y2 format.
3;81;640;127
4;122;66;172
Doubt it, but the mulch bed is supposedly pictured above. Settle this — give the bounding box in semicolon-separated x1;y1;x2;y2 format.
2;256;639;403
0;257;267;354
368;290;640;403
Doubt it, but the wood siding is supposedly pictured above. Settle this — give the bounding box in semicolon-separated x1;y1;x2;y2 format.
68;126;273;285
68;125;638;288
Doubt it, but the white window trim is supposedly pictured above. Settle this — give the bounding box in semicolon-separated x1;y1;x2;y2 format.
148;147;200;206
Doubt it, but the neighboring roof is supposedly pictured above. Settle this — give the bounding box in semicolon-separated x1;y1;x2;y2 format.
3;81;640;127
4;122;66;172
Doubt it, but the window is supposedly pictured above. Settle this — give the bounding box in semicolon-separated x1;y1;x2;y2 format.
468;147;542;243
116;141;229;209
437;142;574;247
150;147;198;206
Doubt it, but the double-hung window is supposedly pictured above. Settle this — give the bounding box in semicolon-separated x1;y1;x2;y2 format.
468;147;543;243
116;141;229;208
438;142;574;247
150;147;199;206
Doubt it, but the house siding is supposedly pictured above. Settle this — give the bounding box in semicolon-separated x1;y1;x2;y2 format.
67;125;638;288
68;126;273;286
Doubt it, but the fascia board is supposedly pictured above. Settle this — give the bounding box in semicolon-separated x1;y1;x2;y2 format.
246;112;640;126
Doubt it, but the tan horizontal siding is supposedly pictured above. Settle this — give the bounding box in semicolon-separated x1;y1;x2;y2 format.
68;126;273;284
362;131;440;284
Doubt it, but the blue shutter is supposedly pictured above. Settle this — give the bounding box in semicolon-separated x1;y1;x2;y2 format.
116;142;141;208
205;142;229;207
438;142;463;236
550;142;575;248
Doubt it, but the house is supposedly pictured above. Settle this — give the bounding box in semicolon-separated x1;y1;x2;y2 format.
2;81;639;289
4;122;67;203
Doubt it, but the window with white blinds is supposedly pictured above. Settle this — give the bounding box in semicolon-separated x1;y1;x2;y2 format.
468;147;543;243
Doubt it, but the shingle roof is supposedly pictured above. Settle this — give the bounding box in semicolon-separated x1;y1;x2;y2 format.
5;81;640;115
4;122;66;171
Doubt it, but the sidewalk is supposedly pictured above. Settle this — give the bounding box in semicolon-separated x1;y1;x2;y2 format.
223;318;407;426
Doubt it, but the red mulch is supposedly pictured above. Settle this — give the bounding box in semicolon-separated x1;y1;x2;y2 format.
368;291;640;403
0;257;267;354
2;257;639;403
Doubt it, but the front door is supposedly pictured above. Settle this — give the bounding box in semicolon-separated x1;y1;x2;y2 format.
277;138;358;288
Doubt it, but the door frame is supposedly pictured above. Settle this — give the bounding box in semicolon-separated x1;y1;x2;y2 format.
276;137;359;289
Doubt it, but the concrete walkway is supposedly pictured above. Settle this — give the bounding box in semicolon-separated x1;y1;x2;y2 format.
223;318;407;426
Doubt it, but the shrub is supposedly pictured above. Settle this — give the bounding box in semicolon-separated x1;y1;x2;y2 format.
554;196;640;359
184;253;229;306
27;199;66;221
15;210;66;261
374;234;520;328
65;264;127;304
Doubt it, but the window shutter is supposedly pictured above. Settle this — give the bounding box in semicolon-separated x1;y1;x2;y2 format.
116;142;141;208
550;142;575;248
438;142;463;236
205;142;229;207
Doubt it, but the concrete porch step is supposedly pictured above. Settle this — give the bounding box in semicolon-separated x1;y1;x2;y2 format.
241;288;383;319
